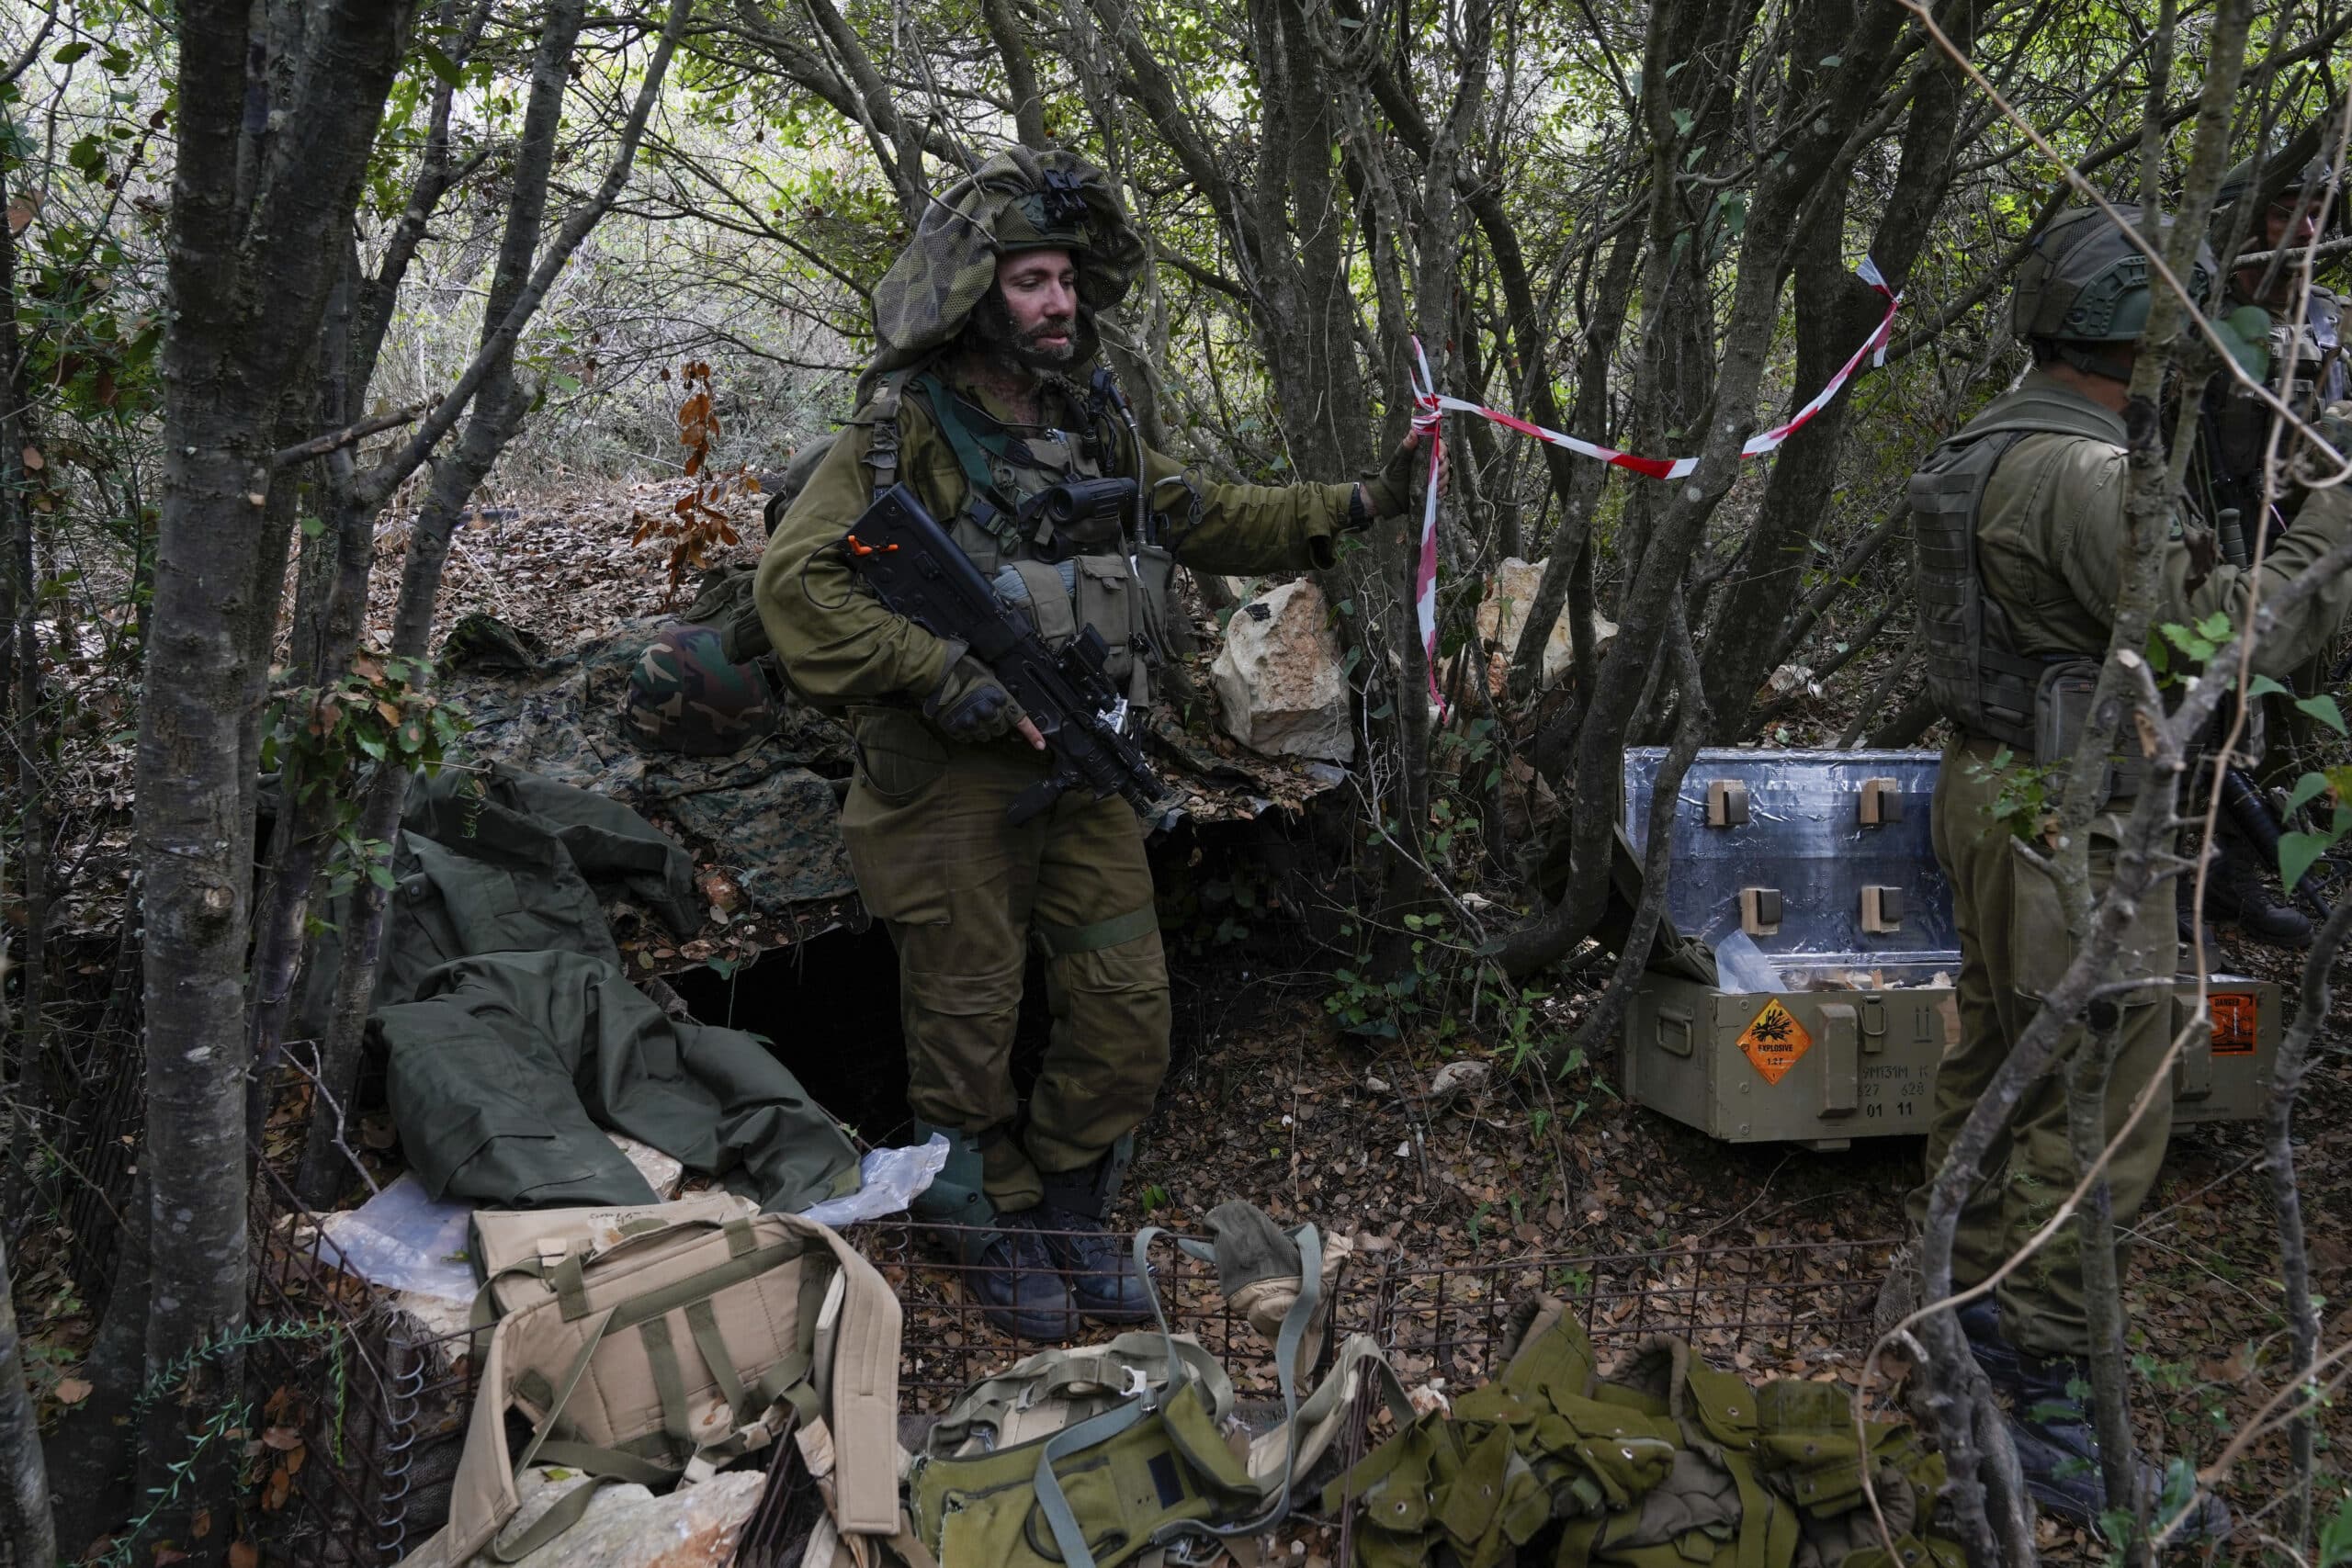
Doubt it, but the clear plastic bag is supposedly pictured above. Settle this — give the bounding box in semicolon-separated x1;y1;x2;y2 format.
316;1176;479;1303
797;1133;949;1227
1711;929;1785;994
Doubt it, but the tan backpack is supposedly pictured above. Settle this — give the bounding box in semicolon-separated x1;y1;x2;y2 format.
406;1195;901;1564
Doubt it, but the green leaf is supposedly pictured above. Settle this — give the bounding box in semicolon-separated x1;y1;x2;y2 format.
2317;1492;2352;1568
2246;672;2290;700
367;863;397;892
548;371;582;395
2285;771;2332;817
2195;610;2233;643
2214;304;2273;379
2278;829;2331;895
52;41;91;64
2295;693;2346;736
1670;107;1695;137
300;514;325;538
416;42;464;87
1818;54;1841;66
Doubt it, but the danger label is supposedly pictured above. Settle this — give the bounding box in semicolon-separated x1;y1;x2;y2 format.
2209;990;2259;1056
1737;998;1813;1085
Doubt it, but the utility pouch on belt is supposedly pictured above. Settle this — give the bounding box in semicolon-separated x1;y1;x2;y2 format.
405;1197;899;1565
2032;659;2143;802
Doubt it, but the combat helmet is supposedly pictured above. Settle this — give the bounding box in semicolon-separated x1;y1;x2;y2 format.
859;148;1148;404
2011;203;2219;377
623;623;777;757
2216;151;2346;240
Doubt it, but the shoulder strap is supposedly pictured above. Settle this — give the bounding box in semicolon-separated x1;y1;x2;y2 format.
859;367;917;488
911;373;1009;501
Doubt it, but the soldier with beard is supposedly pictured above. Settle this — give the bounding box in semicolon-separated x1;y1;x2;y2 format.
756;150;1428;1338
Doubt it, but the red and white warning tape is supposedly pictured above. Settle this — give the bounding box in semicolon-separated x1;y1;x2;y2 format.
1404;257;1899;716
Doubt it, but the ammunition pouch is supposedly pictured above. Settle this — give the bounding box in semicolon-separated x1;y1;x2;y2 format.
2033;659;2144;801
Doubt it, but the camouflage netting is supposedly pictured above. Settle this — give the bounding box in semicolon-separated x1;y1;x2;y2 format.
438;613;858;914
858;147;1147;405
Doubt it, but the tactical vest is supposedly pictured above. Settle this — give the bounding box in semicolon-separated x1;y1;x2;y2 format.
1908;396;2130;753
862;367;1177;710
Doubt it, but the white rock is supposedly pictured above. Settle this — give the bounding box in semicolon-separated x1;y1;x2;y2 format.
1210;579;1353;762
610;1133;684;1198
452;1467;765;1567
1429;1059;1492;1101
1475;558;1617;692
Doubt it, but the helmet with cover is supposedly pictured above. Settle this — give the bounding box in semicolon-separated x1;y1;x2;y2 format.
2011;203;2220;378
623;623;777;756
858;148;1147;404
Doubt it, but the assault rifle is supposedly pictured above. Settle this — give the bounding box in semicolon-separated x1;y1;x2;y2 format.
842;483;1169;827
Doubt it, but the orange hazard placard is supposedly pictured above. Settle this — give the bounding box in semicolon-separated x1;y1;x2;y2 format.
1737;998;1813;1085
2209;990;2258;1056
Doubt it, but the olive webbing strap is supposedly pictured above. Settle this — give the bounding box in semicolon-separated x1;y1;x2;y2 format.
1027;1395;1168;1568
1031;1224;1330;1567
684;1299;750;1423
1033;904;1159;958
492;1303;626;1561
913;374;1014;515
1153;1223;1323;1551
639;1314;698;1449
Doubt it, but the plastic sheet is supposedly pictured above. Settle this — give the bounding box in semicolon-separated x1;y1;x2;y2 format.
316;1138;948;1307
316;1176;478;1304
1624;748;1961;967
1710;930;1785;993
799;1134;950;1227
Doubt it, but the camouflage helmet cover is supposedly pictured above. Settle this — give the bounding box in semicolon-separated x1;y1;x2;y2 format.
858;147;1147;403
624;623;777;757
2011;203;2220;345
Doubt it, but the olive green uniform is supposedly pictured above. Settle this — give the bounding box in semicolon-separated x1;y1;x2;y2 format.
1908;370;2352;1359
756;366;1351;1210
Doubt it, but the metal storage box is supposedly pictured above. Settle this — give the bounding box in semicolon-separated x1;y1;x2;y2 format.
1619;749;2279;1148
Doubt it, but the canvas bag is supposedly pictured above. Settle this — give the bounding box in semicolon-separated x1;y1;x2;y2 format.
408;1195;900;1564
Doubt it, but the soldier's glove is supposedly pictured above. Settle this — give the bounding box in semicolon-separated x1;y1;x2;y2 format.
922;648;1027;743
1357;429;1440;523
2317;400;2352;459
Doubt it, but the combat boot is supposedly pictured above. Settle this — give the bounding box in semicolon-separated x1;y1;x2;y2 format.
1035;1136;1156;1325
1955;1294;2024;1389
910;1123;1074;1341
1994;1349;2231;1540
2203;830;2312;947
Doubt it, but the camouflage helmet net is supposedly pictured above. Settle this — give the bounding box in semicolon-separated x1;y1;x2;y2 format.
858;147;1147;405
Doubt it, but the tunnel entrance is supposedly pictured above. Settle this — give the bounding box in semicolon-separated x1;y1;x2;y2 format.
662;810;1338;1147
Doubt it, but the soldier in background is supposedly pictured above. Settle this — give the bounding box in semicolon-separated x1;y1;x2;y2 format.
754;149;1428;1338
2184;154;2349;944
1905;204;2352;1529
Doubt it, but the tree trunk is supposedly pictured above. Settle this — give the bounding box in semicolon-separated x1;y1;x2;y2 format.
0;1236;52;1568
136;4;408;1555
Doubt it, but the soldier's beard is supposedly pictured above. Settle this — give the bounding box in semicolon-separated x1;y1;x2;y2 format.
967;288;1091;375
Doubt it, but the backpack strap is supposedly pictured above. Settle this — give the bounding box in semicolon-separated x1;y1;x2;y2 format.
908;371;1034;545
861;368;915;489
